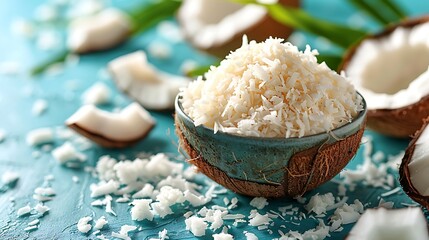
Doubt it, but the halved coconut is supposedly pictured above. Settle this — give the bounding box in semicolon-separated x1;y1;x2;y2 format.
177;0;299;58
66;103;155;148
68;8;131;53
341;17;429;138
347;208;428;240
400;116;429;208
108;51;190;111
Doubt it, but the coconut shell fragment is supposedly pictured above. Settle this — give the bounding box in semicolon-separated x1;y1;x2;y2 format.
340;16;429;138
399;117;429;208
177;0;300;58
175;114;365;198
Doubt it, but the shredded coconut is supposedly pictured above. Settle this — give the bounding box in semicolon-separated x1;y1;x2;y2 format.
26;128;54;146
249;197;268;210
82;82;110;105
77;216;92;233
17;205;32;217
2;171;19;185
94;216;108;230
181;37;361;138
32;99;48;116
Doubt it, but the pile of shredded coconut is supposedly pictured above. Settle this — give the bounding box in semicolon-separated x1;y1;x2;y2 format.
181;37;362;138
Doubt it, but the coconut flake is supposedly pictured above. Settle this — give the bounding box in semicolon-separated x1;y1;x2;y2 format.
131;199;154;221
17;205;32;217
111;225;137;240
34;204;50;215
213;232;234;240
2;171;19;185
28;219;40;226
77;216;92;233
94;216;108;230
24;225;38;231
249;197;268;210
32;99;48;116
82;82;110;105
185;216;207;237
52;142;87;164
26;128;54;146
305;193;335;215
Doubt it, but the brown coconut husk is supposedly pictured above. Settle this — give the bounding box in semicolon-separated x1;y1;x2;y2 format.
399;117;429;209
175;114;365;198
177;0;300;58
340;16;429;138
67;123;154;148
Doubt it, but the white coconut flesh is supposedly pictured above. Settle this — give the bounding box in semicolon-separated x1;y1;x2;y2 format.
346;22;429;110
108;51;190;110
407;123;429;196
68;8;131;53
66;102;155;142
178;0;267;49
348;208;429;240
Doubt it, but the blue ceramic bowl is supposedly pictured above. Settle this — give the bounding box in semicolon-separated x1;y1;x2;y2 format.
175;93;367;198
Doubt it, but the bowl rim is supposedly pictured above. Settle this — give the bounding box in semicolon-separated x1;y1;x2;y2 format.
175;91;367;142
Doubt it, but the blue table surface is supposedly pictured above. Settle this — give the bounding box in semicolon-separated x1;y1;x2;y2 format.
0;0;428;239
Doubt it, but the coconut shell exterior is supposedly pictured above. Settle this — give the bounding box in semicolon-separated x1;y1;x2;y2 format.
399;117;429;209
175;114;365;198
67;122;154;149
178;0;300;58
340;16;429;138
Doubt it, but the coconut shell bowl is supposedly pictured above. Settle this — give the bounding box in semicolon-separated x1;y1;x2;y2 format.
175;94;367;198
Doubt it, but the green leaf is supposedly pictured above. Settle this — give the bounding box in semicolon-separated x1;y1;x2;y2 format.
29;50;70;76
129;0;182;35
379;0;407;20
232;0;368;49
349;0;391;25
316;54;343;72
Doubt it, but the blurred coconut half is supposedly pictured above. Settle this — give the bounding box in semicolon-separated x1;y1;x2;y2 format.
177;0;300;58
341;17;429;138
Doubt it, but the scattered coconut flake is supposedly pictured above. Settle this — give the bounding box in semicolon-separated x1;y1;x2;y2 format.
26;128;54;146
28;219;40;226
52;142;87;164
248;211;272;227
181;38;362;138
32;99;48;116
24;225;38;231
213;232;234;240
2;171;19;185
244;231;259;240
82;82;110;105
156;229;169;240
94;216;108;230
147;42;172;59
34;187;56;196
72;176;80;183
131;199;154;221
77;216;92;233
378;198;394;209
185;216;207;237
17;205;32;217
90;180;119;198
380;187;401;197
34;204;50;215
111;225;137;240
305;193;335;215
249;197;268;210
